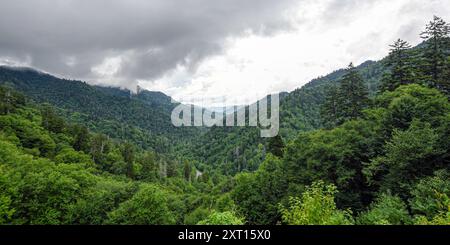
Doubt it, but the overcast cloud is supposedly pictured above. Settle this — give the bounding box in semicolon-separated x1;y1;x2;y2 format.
0;0;449;105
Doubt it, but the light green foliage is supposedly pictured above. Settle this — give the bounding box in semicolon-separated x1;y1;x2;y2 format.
0;139;96;224
0;165;15;224
65;178;137;224
55;148;95;168
197;211;244;225
280;181;354;225
413;188;450;225
357;193;411;225
409;171;450;222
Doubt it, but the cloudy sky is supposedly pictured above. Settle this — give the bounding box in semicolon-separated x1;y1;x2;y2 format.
0;0;449;106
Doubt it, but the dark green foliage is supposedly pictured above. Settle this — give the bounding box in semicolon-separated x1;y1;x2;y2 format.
338;63;370;122
107;184;176;225
268;134;285;157
121;142;135;179
0;16;449;226
0;85;25;115
321;64;369;127
69;124;90;153
381;39;418;92
40;103;65;134
420;16;450;93
232;155;288;224
284;119;378;211
183;161;192;182
320;85;340;128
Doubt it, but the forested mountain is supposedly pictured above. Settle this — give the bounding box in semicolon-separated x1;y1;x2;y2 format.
0;67;201;153
191;59;386;174
0;58;383;175
0;16;449;225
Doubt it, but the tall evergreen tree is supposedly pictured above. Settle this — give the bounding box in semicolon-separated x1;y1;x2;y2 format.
183;160;192;182
381;39;417;92
339;63;369;121
321;85;340;128
121;142;135;179
336;63;369;125
90;133;110;166
70;124;90;153
420;16;450;94
0;85;25;115
268;134;285;158
40;104;65;134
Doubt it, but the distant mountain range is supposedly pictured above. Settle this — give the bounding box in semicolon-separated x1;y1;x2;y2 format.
0;57;386;171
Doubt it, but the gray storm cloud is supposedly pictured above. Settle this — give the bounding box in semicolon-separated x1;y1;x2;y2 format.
0;0;300;88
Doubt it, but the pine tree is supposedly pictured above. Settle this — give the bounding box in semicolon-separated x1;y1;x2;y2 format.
90;133;109;165
121;142;135;179
40;103;65;134
321;85;340;128
70;124;90;153
183;161;192;182
337;63;369;123
420;16;450;94
268;134;285;157
381;39;417;92
0;86;25;115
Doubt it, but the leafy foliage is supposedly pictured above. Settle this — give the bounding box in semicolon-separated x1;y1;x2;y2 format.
0;16;449;226
357;193;411;225
279;181;354;225
197;211;244;225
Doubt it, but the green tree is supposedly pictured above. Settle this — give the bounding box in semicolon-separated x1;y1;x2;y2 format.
366;121;444;198
338;63;369;122
0;86;25;115
267;134;284;158
69;124;90;153
381;39;417;92
121;142;135;179
284;119;378;211
183;160;192;182
357;193;411;225
184;208;211;225
65;179;137;224
137;151;159;181
89;133;110;167
320;85;340;128
0;165;15;224
321;64;369;127
40;104;65;134
197;211;244;225
409;171;450;219
232;155;287;224
420;16;450;94
279;181;353;225
107;184;176;225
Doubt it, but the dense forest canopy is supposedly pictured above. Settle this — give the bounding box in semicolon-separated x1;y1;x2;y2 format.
0;16;449;225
